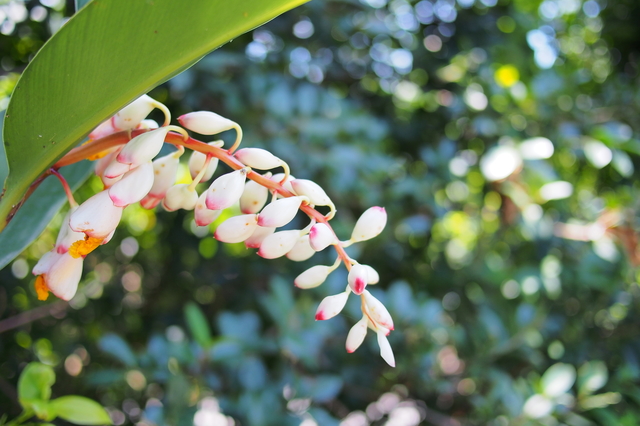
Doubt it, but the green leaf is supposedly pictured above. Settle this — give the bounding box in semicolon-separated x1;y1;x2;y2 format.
17;363;55;407
578;361;608;396
541;363;576;398
75;0;92;11
184;302;213;349
0;0;308;232
0;160;93;271
97;334;137;367
50;396;112;425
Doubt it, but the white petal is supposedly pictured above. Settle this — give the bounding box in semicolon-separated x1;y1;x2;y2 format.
348;264;368;295
346;317;368;353
89;119;117;140
205;168;248;210
315;291;349;321
214;214;258;243
46;253;84;301
291;179;333;206
117;127;170;166
257;229;300;259
245;226;275;249
376;330;396;367
194;192;222;227
108;162;154;207
294;265;331;289
70;191;123;238
103;159;131;179
257;196;303;228
351;206;387;242
148;151;180;199
234;148;283;170
55;207;85;253
240;178;269;214
178;111;236;135
112;95;158;131
162;184;198;211
270;173;296;194
188;144;219;181
286;235;316;262
33;251;63;276
361;264;380;284
363;290;394;330
309;223;335;251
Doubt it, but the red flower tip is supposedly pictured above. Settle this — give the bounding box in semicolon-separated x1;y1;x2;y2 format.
315;312;325;321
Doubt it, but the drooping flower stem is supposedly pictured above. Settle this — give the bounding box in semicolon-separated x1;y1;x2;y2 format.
50;168;78;208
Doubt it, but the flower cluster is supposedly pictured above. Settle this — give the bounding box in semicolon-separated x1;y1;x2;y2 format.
32;95;396;366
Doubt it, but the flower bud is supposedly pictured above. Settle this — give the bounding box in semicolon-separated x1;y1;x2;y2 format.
214;214;258;243
162;184;198;211
351;206;387;242
112;95;159;131
294;265;331;289
145;151;180;201
137;119;159;130
188;142;221;181
70;190;123;239
290;179;333;206
89;119;118;140
194;192;222;227
245;226;275;249
178;111;237;135
271;173;295;194
240;178;269;214
346;317;368;353
286;235;315;262
103;159;131;179
363;290;394;330
348;264;368;295
55;207;85;253
108;161;154;207
257;230;300;259
377;330;395;367
39;253;84;301
205;168;248;210
117;127;170;167
234;148;283;170
309;223;334;251
315;291;349;321
361;264;379;284
257;196;304;228
33;251;63;276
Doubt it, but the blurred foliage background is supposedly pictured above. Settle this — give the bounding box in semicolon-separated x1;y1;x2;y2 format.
1;0;640;424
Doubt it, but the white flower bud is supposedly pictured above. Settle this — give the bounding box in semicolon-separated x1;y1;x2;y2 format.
43;253;84;301
108;161;154;207
240;178;269;214
351;206;387;242
346;317;368;353
94;148;120;178
245;226;275;248
295;265;331;289
257;229;300;259
117;127;170;167
178;111;237;135
205;168;248;210
70;190;123;239
137;119;159;130
315;291;349;321
361;264;379;284
194;192;222;227
377;330;396;367
363;290;394;331
257;196;304;228
214;214;258;243
89;119;118;140
271;173;295;194
112;95;159;131
55;207;85;254
286;235;316;262
103;159;131;179
290;179;333;206
188;142;220;181
309;223;335;251
146;151;180;200
348;264;369;295
162;184;198;211
234;148;283;170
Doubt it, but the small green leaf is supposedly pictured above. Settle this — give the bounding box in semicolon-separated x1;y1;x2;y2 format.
17;363;55;407
184;302;213;348
50;396;112;425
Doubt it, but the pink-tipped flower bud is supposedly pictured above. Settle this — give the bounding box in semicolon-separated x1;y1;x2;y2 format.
240;178;269;214
315;291;349;321
94;148;121;178
362;264;379;284
257;196;304;228
309;223;335;251
112;95;160;131
294;265;331;289
257;230;300;259
271;173;296;194
162;184;198;211
178;111;237;135
377;330;395;367
234;148;284;170
188;142;221;181
70;190;123;239
348;264;369;295
89;119;118;140
117;127;170;167
290;179;333;206
286;235;315;262
145;151;180;201
108;161;154;207
194;192;222;227
346;317;368;353
351;206;387;242
245;226;275;249
214;214;258;243
103;159;131;180
55;207;85;254
205;168;248;210
363;290;394;331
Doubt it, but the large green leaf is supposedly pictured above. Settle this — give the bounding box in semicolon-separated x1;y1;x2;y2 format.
50;396;112;425
0;0;308;233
